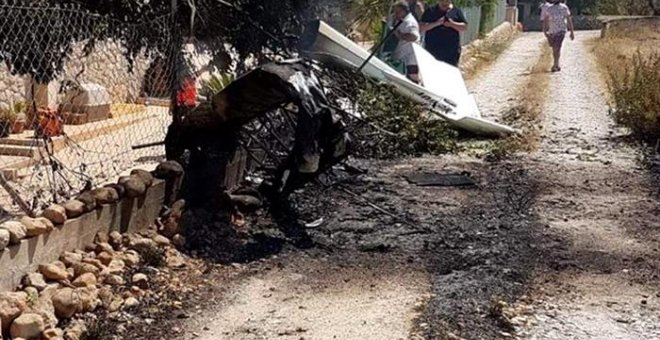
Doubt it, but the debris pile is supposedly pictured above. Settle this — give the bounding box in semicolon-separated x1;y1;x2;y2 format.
158;59;464;263
168;60;350;202
319;66;460;159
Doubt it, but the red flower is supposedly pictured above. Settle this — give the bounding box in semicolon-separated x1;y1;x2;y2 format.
176;77;197;107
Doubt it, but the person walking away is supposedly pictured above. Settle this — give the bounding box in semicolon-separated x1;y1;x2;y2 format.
543;0;574;72
419;0;468;67
392;1;422;84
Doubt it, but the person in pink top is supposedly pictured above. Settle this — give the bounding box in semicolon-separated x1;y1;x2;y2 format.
543;0;575;72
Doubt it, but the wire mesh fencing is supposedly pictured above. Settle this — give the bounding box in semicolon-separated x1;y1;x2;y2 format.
0;1;174;217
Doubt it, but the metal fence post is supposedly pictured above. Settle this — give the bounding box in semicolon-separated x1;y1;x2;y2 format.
168;0;184;159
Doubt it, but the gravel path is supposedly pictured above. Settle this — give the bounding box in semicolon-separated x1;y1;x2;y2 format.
523;31;660;339
191;254;429;340
467;33;545;120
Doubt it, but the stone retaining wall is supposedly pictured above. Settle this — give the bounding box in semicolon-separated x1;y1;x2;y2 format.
0;64;27;107
63;40;151;104
0;39;151;108
0;159;188;340
600;16;660;38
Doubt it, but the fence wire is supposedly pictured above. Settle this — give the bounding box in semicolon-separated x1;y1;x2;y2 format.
0;2;174;217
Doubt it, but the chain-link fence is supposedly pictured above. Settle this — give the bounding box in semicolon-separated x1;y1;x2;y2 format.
0;1;174;217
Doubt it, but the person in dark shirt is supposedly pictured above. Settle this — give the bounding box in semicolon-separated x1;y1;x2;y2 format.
420;0;468;67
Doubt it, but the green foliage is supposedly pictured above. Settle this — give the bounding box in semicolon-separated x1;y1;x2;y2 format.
199;73;236;98
0;2;93;83
11;101;27;117
350;0;510;41
568;0;599;15
353;79;460;158
321;65;459;159
370;20;387;47
477;0;502;35
352;0;391;31
565;0;656;15
608;51;660;142
0;101;27;123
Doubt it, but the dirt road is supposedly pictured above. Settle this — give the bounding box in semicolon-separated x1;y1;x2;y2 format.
190;254;429;340
522;31;660;339
176;31;660;340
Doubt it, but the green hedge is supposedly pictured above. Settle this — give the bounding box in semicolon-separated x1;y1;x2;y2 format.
455;0;505;35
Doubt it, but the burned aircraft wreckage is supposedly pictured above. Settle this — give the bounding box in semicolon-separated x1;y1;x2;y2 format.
164;59;351;209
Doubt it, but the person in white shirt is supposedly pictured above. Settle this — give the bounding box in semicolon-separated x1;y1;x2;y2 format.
392;0;422;84
542;0;575;72
540;1;550;20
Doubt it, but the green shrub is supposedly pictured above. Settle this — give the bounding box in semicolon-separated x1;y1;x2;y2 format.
478;0;500;35
352;79;460;159
598;0;656;15
608;51;660;142
199;72;235;98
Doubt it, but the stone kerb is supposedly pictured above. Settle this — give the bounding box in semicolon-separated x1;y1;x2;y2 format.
0;162;181;292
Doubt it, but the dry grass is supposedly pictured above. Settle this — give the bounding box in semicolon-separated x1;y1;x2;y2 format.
592;25;659;76
592;25;660;142
486;43;552;160
462;26;521;81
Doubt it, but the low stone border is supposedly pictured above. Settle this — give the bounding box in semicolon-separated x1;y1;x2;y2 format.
600;16;660;38
0;161;184;292
0;160;185;340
